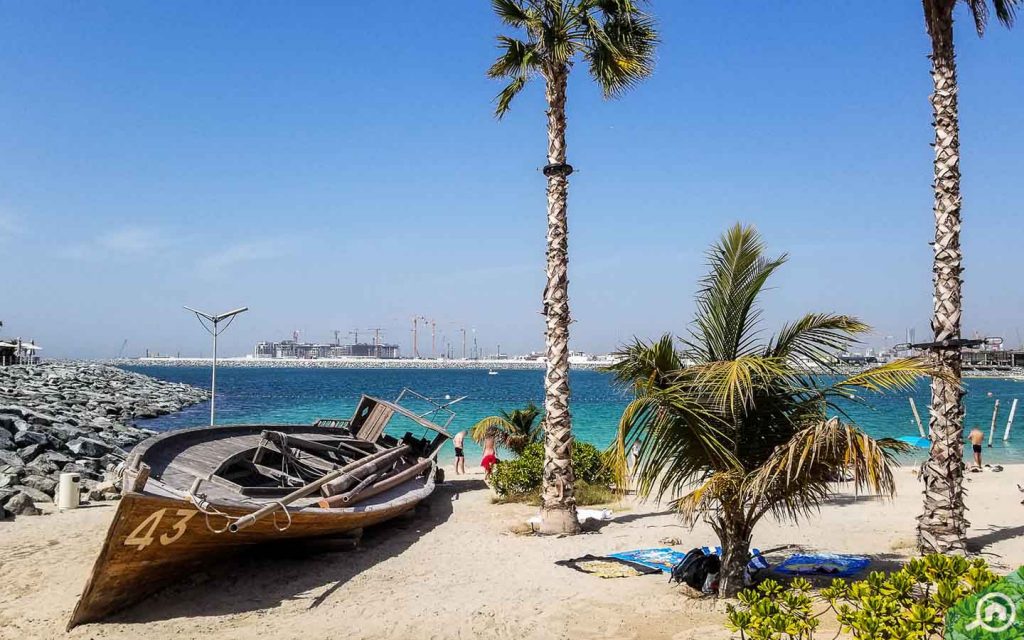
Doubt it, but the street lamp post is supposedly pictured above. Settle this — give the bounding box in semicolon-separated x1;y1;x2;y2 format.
184;306;248;426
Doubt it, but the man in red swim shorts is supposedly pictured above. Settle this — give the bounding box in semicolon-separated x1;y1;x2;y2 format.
481;433;500;479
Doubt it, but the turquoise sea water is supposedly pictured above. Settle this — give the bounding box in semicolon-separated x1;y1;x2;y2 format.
124;366;1024;465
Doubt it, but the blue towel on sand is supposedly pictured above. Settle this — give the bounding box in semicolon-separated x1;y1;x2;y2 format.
608;547;768;573
775;553;870;578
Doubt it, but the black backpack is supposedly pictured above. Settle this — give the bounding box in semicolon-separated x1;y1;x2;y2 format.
670;548;706;587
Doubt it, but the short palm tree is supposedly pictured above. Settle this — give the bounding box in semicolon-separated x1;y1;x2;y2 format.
609;225;936;596
918;0;1020;555
488;0;657;534
470;402;543;455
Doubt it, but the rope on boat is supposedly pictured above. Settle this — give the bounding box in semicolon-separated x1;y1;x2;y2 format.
186;478;237;534
271;501;293;532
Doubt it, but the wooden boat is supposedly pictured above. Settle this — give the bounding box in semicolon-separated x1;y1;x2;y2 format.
68;390;453;629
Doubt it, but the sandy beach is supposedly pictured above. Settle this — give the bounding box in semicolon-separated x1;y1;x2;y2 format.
1;463;1023;640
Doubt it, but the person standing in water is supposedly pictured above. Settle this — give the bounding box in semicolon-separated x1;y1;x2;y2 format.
968;427;985;469
452;430;466;475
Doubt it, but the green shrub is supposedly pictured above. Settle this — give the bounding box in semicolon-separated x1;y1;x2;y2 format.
493;481;617;507
489;441;612;498
725;554;1000;640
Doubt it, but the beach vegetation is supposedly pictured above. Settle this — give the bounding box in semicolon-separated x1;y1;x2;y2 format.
725;554;999;639
489;441;613;503
470;402;542;455
917;0;1021;555
488;0;658;535
608;224;938;596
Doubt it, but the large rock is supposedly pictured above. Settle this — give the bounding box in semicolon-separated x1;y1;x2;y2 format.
11;484;51;503
13;430;48;447
17;443;48;463
20;474;57;496
0;471;22;489
0;429;12;449
67;437;112;458
34;450;74;467
62;462;101;480
5;491;41;516
0;450;25;469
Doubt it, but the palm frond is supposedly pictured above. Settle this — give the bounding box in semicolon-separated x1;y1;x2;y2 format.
689;224;787;363
687;355;789;417
470;415;514;445
470;403;542;454
583;8;657;97
747;417;901;522
674;470;743;525
605;334;680;391
487;36;539;79
608;390;737;500
825;357;942;397
495;76;528;118
492;0;532;27
767;313;869;366
964;0;1019;35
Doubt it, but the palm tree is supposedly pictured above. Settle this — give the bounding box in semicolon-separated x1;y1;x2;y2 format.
609;225;936;596
917;0;1019;555
488;0;657;534
470;402;543;455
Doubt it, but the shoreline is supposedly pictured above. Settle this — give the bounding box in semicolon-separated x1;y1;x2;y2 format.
100;357;1024;380
107;356;615;370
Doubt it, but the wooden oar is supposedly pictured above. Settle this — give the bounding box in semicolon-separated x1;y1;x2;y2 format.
317;457;433;508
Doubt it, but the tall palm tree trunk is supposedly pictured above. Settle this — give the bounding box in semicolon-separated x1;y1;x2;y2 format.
918;3;968;554
538;65;579;535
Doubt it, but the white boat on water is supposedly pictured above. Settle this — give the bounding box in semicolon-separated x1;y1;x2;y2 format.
488;369;498;375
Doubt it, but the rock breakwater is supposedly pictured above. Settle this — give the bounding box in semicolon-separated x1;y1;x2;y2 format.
0;362;208;519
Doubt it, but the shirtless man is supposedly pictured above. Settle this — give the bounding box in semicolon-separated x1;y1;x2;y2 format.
452;430;466;475
481;434;499;480
969;427;985;469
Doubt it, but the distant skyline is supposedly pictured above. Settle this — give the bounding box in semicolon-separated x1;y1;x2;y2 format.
2;2;1022;359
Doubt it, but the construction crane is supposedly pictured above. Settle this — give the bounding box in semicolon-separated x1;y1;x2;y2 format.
411;316;428;358
366;328;385;357
117;339;128;359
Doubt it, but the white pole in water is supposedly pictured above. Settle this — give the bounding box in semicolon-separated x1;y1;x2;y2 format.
909;397;926;438
1003;399;1019;442
989;399;1000;447
184;306;248;426
211;327;218;425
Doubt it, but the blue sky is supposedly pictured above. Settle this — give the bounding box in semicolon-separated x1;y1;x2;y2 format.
1;1;1021;359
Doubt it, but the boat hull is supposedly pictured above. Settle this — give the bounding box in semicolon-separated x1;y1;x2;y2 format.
69;477;433;629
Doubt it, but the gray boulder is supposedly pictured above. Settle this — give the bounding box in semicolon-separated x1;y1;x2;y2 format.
5;491;41;516
17;443;48;463
0;471;22;489
11;484;51;503
0;450;25;469
62;462;101;480
67;437;112;457
13;430;47;447
25;458;60;476
0;429;12;449
21;474;58;496
35;450;74;467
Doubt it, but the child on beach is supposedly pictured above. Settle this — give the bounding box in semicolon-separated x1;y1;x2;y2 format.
452;430;466;475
